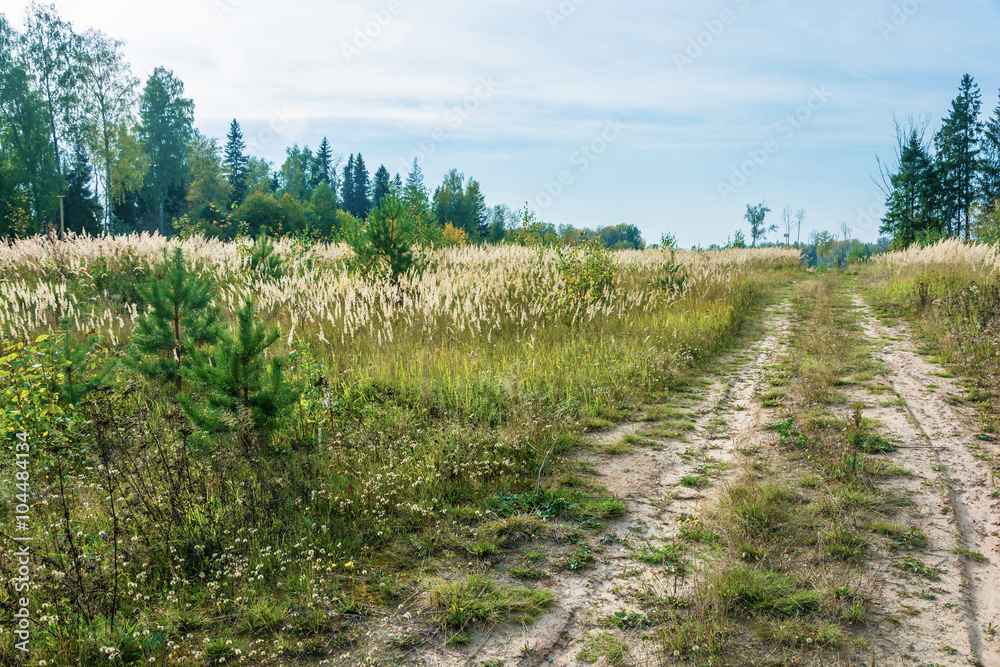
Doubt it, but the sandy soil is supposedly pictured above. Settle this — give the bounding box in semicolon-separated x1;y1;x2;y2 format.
852;294;1000;667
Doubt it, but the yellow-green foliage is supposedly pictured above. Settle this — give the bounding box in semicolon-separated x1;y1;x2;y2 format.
0;335;69;441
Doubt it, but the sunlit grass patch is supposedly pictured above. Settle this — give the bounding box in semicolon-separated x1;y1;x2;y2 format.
427;574;555;629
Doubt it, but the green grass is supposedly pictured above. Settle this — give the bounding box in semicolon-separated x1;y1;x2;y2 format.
955;546;989;563
893;557;942;581
871;522;927;549
577;631;630;665
713;567;822;618
680;475;709;488
633;542;688;574
509;565;549;580
622;432;657;447
823;527;867;562
725;483;796;539
554;547;597;571
428;574;555;629
479;513;549;547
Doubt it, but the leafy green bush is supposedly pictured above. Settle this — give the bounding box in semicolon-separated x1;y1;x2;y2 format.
556;236;617;316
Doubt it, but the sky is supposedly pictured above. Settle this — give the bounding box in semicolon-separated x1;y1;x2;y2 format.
2;0;1000;247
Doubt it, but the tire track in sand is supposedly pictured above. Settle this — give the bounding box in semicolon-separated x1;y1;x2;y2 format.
854;294;1000;667
463;300;794;667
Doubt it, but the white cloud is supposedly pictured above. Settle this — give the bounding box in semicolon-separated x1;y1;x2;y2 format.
2;0;1000;244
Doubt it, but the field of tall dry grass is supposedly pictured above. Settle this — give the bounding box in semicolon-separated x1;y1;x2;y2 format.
0;234;799;664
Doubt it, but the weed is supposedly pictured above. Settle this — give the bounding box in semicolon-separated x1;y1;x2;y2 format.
824;527;867;562
756;618;844;649
725;483;796;539
713;567;822;618
955;546;989;563
633;543;688;575
680;475;709;488
428;574;555;629
577;631;629;666
522;548;546;563
510;566;549;580
479;514;548;547
555;548;596;571
871;522;927;549
893;557;942;581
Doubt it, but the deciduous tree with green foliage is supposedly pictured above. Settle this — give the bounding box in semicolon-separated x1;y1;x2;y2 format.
138;67;194;234
78;28;141;229
744;201;774;247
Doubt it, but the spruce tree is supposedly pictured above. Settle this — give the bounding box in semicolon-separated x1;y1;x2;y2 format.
224;119;249;206
312;137;333;188
125;247;220;392
979;91;1000;215
880;128;942;246
341;154;355;217
372;164;391;209
403;158;431;221
935;74;982;240
353;153;372;218
465;178;488;239
391;172;403;196
180;298;299;454
63;144;103;235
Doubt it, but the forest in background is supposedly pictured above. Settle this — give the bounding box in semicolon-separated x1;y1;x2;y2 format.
0;3;651;251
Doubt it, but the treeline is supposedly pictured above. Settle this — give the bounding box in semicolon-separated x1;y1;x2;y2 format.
0;5;647;250
879;74;1000;247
